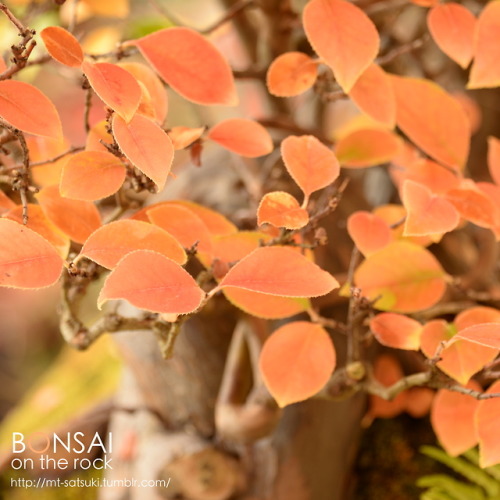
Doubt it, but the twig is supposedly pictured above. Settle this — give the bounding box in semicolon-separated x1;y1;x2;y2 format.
257;117;332;145
202;0;259;34
346;247;363;362
376;34;430;66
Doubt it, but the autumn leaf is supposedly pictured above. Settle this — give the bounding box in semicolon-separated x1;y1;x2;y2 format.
219;246;339;297
257;192;309;230
36;185;101;244
133;27;238;106
82;61;141;122
168;126;205;151
207;119;273;158
259;321;336;407
60;151;126;201
266;52;318;97
370;312;422;350
468;1;500;89
391;76;470;170
303;0;379;92
427;3;476;69
0;81;62;139
453;323;500;349
488;136;500;186
0;218;63;289
476;380;500;467
80;220;187;269
40;26;84;68
354;241;447;312
98;250;204;314
112;113;174;190
348;64;396;128
346;211;392;256
281;135;340;201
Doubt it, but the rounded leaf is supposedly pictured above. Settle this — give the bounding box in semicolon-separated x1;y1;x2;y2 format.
133;27;238;106
347;211;392;256
80;220;187;269
40;26;84;68
476;380;500;467
168;126;205;151
0;218;63;289
207;119;273;158
303;0;379;92
257;191;309;230
370;312;422;350
259;321;336;407
98;250;205;314
60;151;126;201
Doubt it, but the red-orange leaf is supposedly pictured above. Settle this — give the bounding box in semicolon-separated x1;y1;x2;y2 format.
207;119;273;158
468;2;500;89
354;241;447;312
133;27;238;106
431;382;480;456
118;62;168;124
427;3;476;69
476;380;500;467
335;128;401;168
281;135;340;200
60;151;126;201
257;191;309;230
82;61;141;122
168;126;205;151
219;246;339;297
402;180;460;236
40;26;84;68
36;185;101;244
4;204;70;258
0;80;62;139
303;0;379;92
80;220;186;269
391;76;470;170
98;250;204;314
370;312;422;350
454;323;500;349
259;321;336;407
211;231;270;267
266;52;318;97
348;64;396;127
0;218;63;289
488;136;500;186
347;211;392;256
112;113;174;190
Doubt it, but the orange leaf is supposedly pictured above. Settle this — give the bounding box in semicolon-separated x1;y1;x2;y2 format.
468;2;500;89
257;191;309;230
224;288;309;319
82;61;141;122
0;218;63;289
60;151;126;201
402;180;460;236
427;3;476;69
0;80;62;139
4;204;70;258
36;185;101;244
370;312;422;350
219;246;339;297
266;52;318;97
348;64;396;127
85;120;113;153
211;231;270;266
281;135;340;200
354;241;447;312
445;184;498;228
335;128;401;168
476;380;500;467
455;306;500;330
431;382;481;456
346;211;392;256
112;113;174;190
168;126;205;151
391;76;470;169
454;323;500;349
98;250;204;314
420;320;498;385
488;136;500;186
80;220;187;269
28;136;71;187
118;62;168;124
40;26;84;68
147;204;213;259
405;388;434;418
133;27;238;106
303;0;379;92
207;119;273;158
259;321;336;407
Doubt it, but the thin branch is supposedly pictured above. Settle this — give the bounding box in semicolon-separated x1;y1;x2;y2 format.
365;371;432;400
376;34;430;66
201;0;259;34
